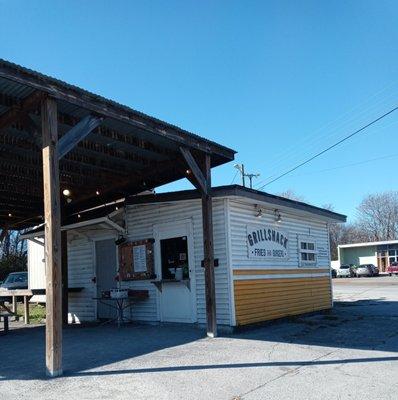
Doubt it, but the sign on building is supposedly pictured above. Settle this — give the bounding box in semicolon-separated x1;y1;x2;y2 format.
247;225;289;260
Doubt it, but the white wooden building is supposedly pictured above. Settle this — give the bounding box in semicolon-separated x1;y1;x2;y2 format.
25;185;346;328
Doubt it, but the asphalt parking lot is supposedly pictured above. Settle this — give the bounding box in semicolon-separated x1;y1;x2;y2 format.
1;276;398;400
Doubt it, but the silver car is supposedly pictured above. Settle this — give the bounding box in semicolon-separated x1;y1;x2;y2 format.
336;265;351;278
355;264;373;277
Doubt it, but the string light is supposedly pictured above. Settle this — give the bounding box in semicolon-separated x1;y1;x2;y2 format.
8;213;12;217
96;190;100;195
77;214;81;219
62;189;71;196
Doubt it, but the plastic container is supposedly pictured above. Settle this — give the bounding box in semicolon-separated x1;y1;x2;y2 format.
174;268;183;280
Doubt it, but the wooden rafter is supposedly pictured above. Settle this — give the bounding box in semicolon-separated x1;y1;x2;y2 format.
66;157;185;213
180;147;208;194
58;115;102;159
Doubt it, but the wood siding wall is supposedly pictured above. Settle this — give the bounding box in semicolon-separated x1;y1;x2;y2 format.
125;199;231;325
67;236;96;323
27;195;334;326
27;200;231;325
228;198;333;326
27;239;46;303
234;271;332;325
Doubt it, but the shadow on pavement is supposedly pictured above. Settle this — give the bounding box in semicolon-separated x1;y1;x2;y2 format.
68;355;398;377
1;298;397;381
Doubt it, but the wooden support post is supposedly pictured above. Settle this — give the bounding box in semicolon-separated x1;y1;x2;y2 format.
4;315;9;333
42;97;63;377
61;231;68;326
24;295;30;325
201;154;217;338
12;296;18;321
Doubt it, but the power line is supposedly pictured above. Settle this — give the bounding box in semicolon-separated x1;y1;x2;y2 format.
285;152;398;178
256;81;398;184
230;169;239;184
255;117;398;188
257;105;398;190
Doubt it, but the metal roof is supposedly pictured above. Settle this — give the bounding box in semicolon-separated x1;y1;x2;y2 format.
0;59;236;228
126;185;347;222
0;59;235;156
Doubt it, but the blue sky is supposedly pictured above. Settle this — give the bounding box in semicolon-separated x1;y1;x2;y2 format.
1;0;397;221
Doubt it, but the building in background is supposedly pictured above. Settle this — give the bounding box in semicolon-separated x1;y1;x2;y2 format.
338;240;398;272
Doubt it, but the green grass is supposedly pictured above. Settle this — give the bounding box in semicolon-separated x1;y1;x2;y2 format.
16;303;46;324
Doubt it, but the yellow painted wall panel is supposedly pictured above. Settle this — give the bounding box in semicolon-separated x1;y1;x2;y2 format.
235;294;331;310
234;276;332;325
237;304;331;325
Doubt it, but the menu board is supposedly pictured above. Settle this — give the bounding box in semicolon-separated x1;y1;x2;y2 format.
118;238;155;280
133;245;147;272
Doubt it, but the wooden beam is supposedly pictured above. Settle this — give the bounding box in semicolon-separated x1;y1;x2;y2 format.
12;296;18;320
41;97;63;377
61;231;68;326
180;147;208;194
24;295;30;325
65;158;181;213
200;153;217;337
58;115;102;159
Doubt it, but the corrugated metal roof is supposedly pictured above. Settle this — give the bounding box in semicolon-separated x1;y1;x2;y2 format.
0;58;236;155
0;59;236;228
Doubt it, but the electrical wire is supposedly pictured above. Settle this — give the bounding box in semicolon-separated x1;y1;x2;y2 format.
283;152;398;178
255;82;398;186
257;105;398;190
255;117;398;187
230;169;239;184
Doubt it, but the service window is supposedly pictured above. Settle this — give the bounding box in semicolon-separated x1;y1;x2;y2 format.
298;235;317;267
160;236;190;280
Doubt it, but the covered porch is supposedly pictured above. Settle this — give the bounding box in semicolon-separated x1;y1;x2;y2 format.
0;59;235;376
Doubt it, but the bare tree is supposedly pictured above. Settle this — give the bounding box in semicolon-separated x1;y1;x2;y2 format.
323;204;368;260
0;229;27;280
277;189;305;202
356;191;398;241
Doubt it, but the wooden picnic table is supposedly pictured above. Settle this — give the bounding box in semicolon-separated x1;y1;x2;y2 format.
0;287;84;325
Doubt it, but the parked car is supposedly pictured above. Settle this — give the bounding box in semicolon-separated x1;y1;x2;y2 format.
337;264;351;278
387;262;398;276
0;272;28;290
355;264;378;277
369;264;379;276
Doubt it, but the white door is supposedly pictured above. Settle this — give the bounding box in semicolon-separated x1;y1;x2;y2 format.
154;221;196;323
95;239;117;319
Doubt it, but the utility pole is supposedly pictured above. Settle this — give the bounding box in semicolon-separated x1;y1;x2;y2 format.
246;173;260;189
234;164;260;189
